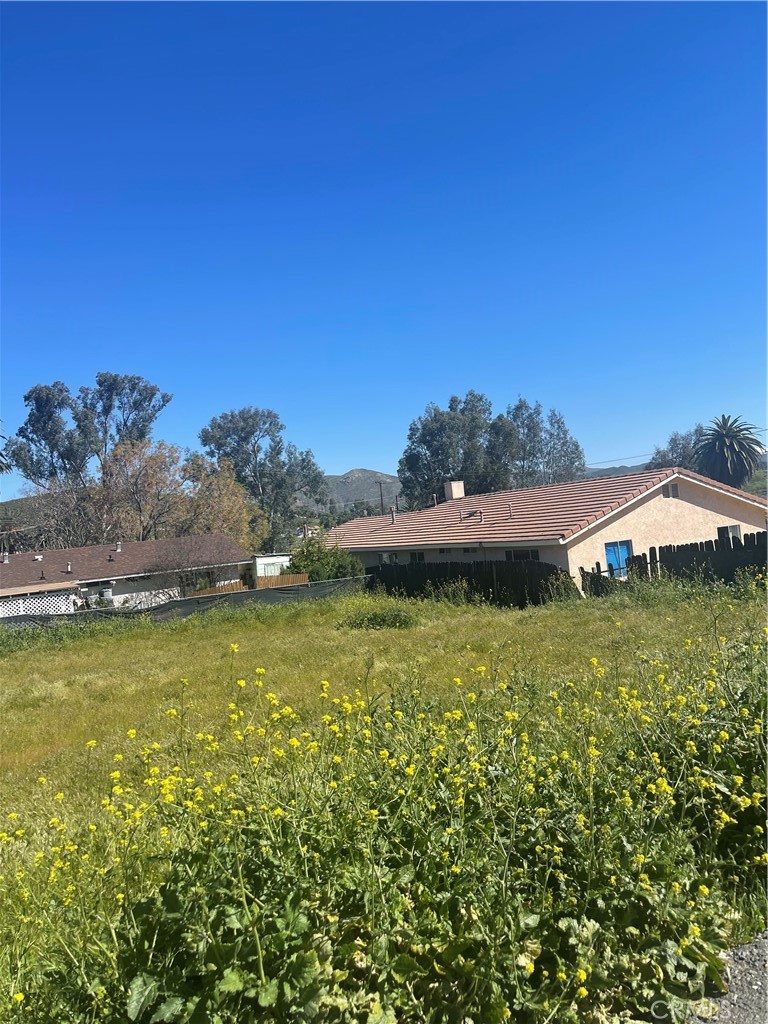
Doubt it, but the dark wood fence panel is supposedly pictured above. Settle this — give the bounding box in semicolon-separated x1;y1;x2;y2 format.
581;531;766;592
367;559;577;608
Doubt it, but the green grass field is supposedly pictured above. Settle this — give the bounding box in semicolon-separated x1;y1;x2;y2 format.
1;579;765;1023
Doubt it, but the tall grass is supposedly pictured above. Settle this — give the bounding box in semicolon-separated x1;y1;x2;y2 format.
1;578;765;1022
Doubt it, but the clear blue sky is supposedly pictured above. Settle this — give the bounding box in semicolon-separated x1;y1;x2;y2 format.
2;2;765;499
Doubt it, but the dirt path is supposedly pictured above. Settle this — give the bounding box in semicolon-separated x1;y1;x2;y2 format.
686;930;767;1023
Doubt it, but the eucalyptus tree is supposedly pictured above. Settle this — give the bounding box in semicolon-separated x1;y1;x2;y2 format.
646;425;705;472
4;373;171;488
199;407;327;550
398;391;585;507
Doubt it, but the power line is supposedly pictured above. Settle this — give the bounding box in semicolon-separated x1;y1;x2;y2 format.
586;453;653;466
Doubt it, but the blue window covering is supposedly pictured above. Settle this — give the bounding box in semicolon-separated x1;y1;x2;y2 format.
604;540;633;577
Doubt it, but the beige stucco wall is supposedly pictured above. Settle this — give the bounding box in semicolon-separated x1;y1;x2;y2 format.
564;480;766;577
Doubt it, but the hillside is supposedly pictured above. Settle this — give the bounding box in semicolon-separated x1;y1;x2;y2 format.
324;467;401;509
583;463;648;478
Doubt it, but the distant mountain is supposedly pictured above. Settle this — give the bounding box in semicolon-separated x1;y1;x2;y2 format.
324;469;401;511
0;494;39;532
583;464;648;479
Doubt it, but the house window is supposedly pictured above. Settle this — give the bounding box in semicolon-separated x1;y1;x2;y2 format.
379;552;399;565
604;540;633;577
462;547;477;554
410;551;425;563
717;525;741;543
438;548;452;555
506;549;540;562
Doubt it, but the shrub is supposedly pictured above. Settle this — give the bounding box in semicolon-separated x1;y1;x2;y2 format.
338;596;418;630
288;535;364;582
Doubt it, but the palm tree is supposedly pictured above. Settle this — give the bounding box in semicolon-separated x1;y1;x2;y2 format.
693;415;764;489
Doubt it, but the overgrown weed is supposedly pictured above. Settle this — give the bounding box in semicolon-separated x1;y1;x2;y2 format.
0;581;765;1021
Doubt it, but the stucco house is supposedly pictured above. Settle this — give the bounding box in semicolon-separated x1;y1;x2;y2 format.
0;534;251;618
324;469;768;583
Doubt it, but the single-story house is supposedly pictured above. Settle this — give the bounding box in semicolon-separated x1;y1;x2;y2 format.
0;534;251;618
324;468;768;583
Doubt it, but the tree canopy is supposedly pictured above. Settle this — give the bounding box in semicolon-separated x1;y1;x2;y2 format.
4;373;172;488
646;416;765;489
287;535;363;582
199;407;327;551
397;392;585;508
645;425;705;472
693;415;763;489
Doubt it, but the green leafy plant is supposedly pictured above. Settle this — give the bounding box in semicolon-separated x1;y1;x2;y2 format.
288;535;364;582
1;584;765;1023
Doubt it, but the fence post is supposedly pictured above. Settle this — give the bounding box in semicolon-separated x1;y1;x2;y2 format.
649;546;658;578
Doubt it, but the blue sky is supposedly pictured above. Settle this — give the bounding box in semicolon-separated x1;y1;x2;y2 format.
2;2;765;499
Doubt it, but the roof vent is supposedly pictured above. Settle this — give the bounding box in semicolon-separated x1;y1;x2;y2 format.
444;480;465;501
34;554;43;561
2;551;8;564
108;553;115;562
115;541;122;553
66;562;72;574
390;506;396;524
39;571;46;580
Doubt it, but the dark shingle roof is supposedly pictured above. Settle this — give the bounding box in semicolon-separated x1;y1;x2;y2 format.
325;469;767;552
0;534;250;592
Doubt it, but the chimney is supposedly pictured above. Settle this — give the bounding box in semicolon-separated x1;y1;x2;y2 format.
390;506;396;524
444;480;465;501
115;541;122;553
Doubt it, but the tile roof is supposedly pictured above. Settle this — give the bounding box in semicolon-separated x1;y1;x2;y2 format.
0;534;251;592
325;469;767;552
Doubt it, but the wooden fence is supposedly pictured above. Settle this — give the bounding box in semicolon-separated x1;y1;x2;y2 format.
254;573;309;589
580;530;766;593
367;559;578;609
189;580;247;598
191;574;309;598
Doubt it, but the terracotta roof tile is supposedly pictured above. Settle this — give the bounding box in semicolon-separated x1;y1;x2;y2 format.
325;469;767;552
0;535;251;592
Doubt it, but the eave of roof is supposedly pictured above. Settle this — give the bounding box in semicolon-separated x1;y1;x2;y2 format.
74;558;251;585
0;581;81;598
